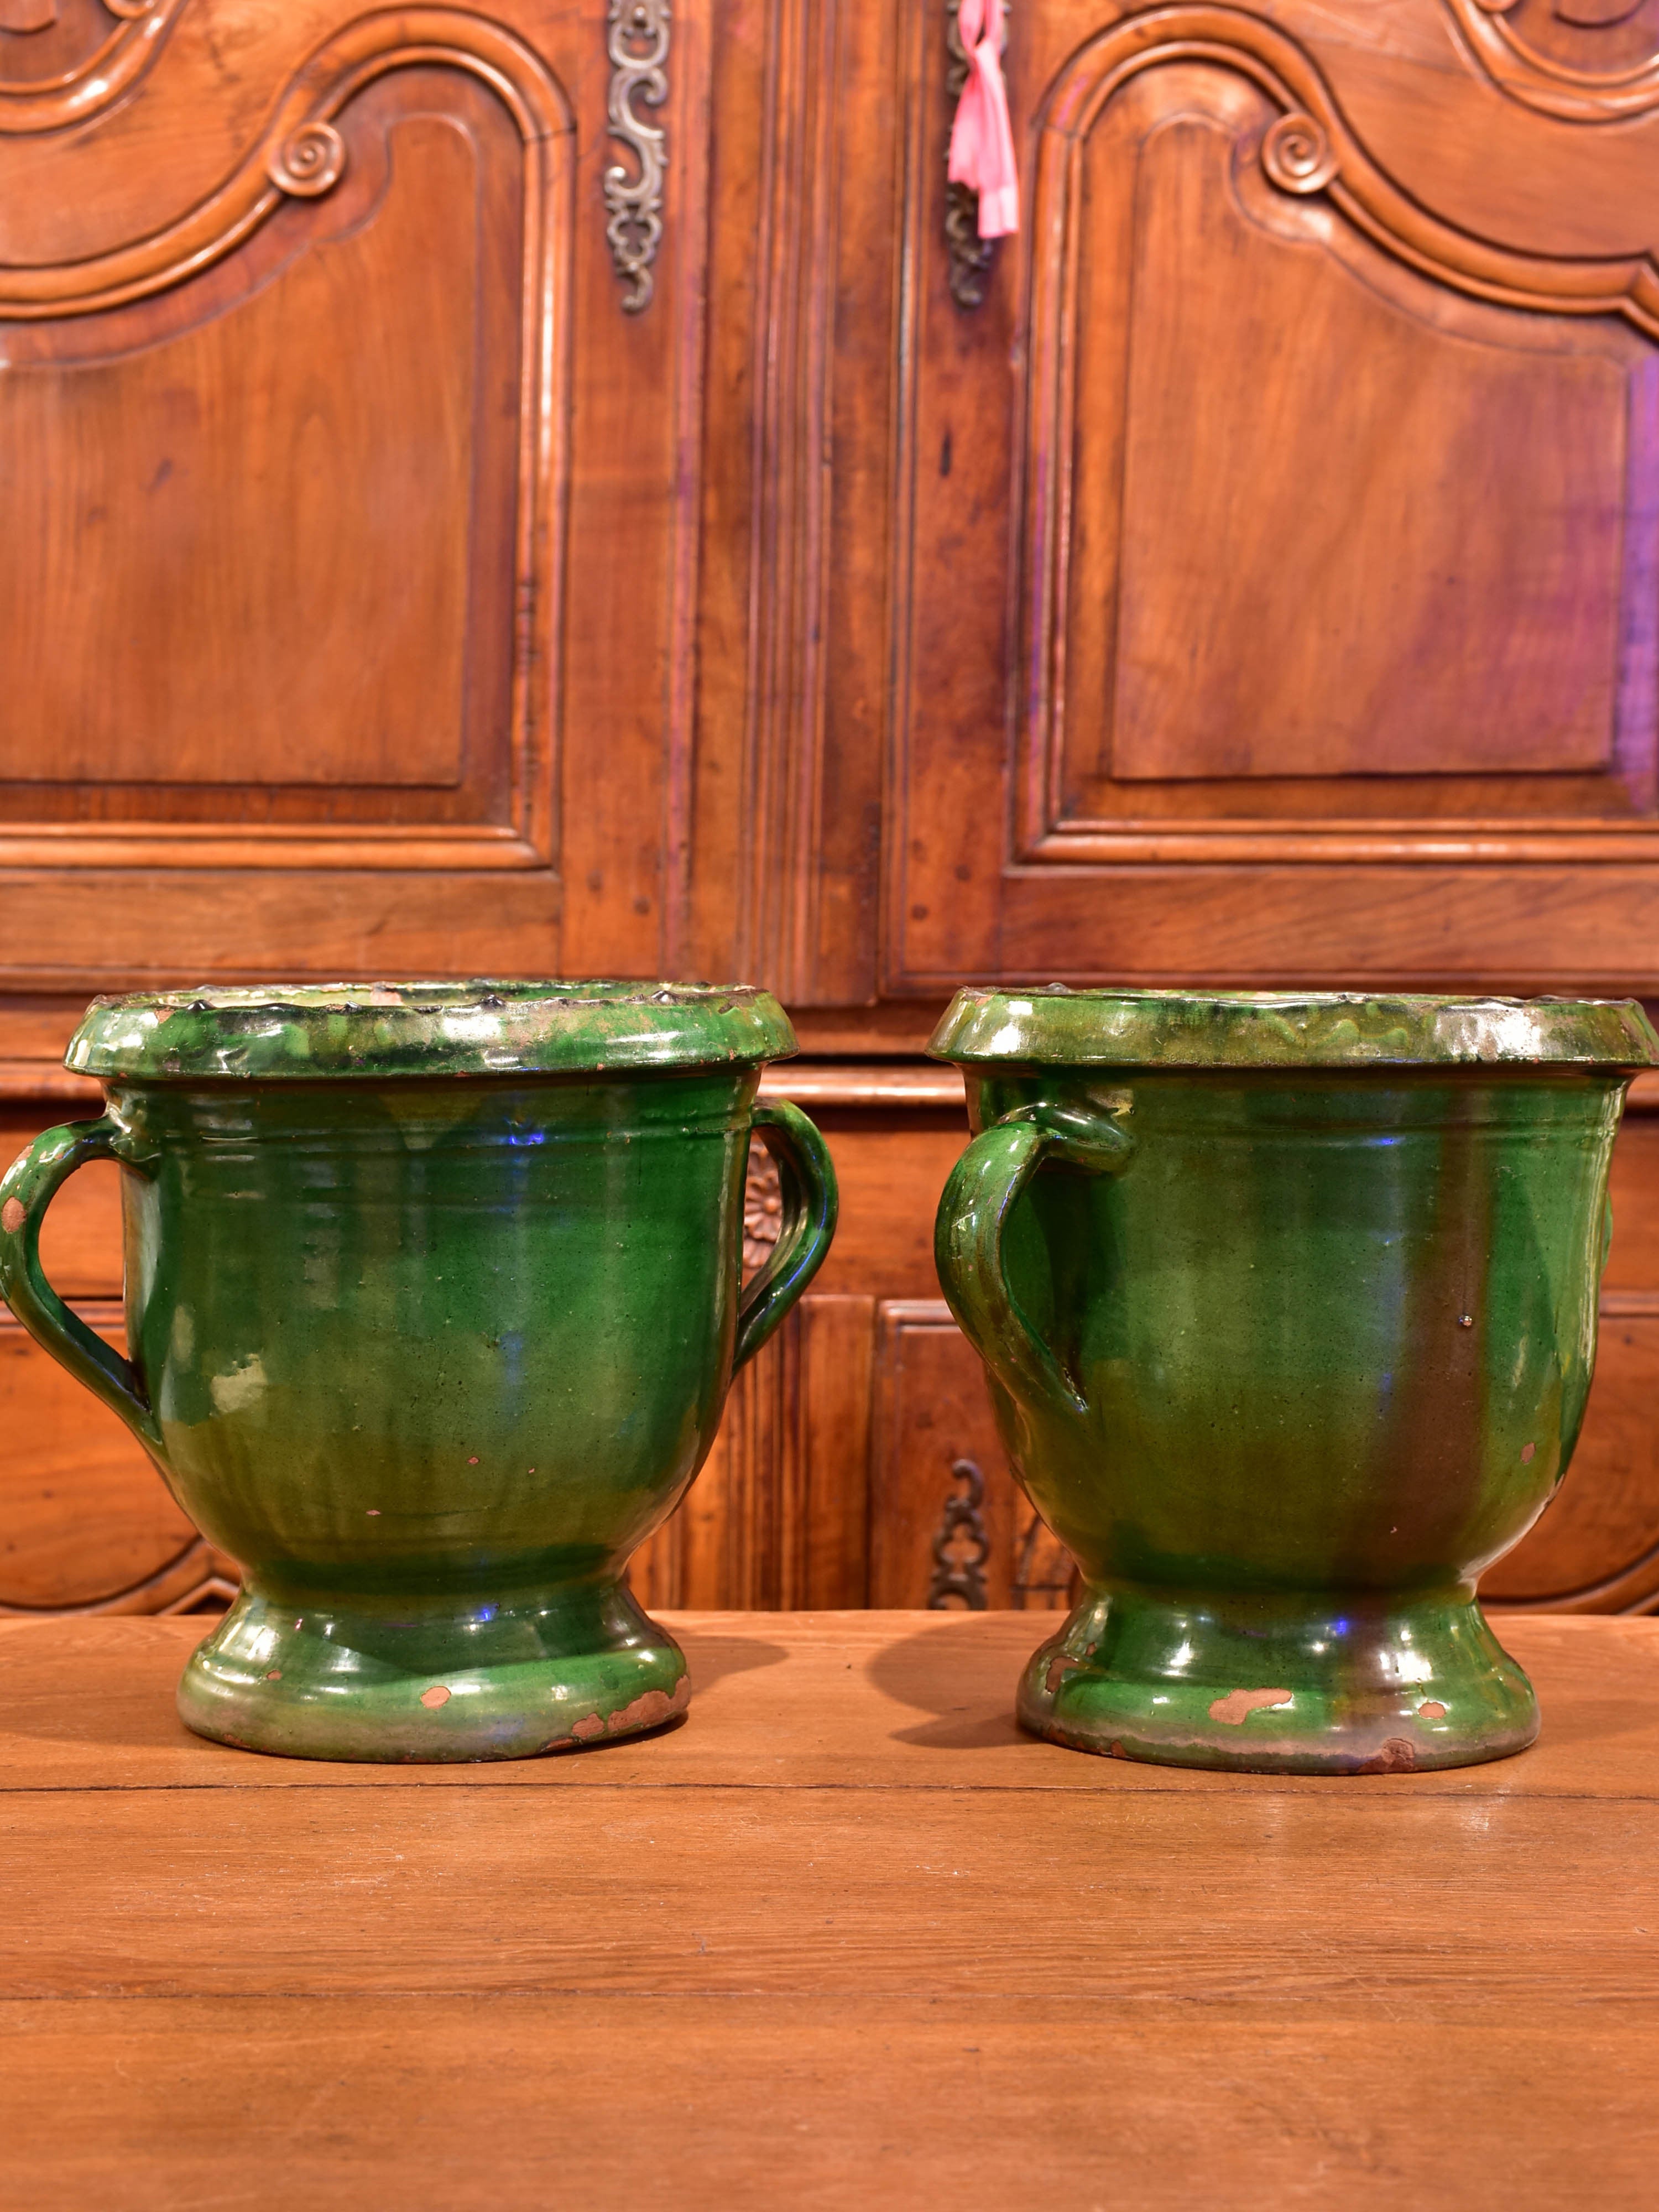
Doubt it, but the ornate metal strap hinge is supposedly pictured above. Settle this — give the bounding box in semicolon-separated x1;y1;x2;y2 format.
604;0;669;312
926;1457;992;1609
945;0;1010;310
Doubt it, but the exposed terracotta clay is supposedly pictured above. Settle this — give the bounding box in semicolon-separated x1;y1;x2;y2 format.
571;1714;606;1740
1045;1652;1083;1695
1209;1687;1294;1725
419;1685;451;1709
606;1676;692;1735
1;1198;25;1234
1419;1700;1448;1720
1359;1736;1418;1773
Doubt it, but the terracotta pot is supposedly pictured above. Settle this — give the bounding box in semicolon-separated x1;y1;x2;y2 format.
0;983;836;1762
930;989;1659;1773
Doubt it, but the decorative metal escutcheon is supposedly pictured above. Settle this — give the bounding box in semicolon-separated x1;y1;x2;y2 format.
604;0;669;312
926;1456;991;1608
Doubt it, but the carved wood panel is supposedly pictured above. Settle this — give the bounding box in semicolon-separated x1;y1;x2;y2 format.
888;0;1659;993
1065;81;1646;795
0;14;567;879
869;1299;1019;1609
0;0;716;989
11;2;1659;1626
868;1297;1076;1611
4;82;531;815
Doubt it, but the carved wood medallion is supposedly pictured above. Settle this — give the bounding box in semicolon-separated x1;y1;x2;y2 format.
743;1138;784;1273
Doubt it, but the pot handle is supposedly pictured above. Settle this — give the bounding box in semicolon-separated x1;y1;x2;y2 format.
734;1098;839;1370
0;1116;165;1462
935;1103;1134;1417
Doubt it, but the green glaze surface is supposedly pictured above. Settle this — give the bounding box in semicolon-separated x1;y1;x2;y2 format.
1;983;837;1762
930;988;1659;1775
932;987;1659;1069
66;978;797;1082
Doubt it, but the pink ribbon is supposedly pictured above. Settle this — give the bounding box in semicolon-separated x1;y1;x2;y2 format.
948;0;1019;239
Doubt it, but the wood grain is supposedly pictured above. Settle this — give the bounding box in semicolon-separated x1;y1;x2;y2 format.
869;1298;1019;1608
0;1310;201;1611
1484;1309;1659;1609
802;1114;966;1300
8;1997;1657;2210
4;1613;1659;2207
8;1779;1659;2002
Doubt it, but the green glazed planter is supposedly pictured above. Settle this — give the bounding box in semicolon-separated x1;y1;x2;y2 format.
0;982;837;1762
930;988;1659;1775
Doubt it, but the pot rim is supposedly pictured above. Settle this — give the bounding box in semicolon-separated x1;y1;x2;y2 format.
66;979;797;1082
926;988;1659;1071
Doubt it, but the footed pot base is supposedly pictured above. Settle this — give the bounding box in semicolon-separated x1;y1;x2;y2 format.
180;1576;688;1762
1019;1583;1537;1775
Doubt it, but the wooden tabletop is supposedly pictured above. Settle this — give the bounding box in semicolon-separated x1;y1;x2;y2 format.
3;1610;1659;2209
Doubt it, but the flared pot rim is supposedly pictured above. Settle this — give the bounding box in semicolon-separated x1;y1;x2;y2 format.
66;979;797;1082
926;988;1659;1071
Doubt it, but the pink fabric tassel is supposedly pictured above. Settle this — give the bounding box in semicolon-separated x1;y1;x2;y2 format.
948;0;1019;239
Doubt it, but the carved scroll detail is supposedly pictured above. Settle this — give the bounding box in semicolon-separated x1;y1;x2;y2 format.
603;0;669;312
926;1457;991;1609
266;121;347;199
1260;109;1337;194
0;0;185;134
1028;8;1659;368
944;0;1010;309
0;8;573;317
1442;0;1659;121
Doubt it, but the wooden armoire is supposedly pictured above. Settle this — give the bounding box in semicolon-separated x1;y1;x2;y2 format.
4;0;1659;1622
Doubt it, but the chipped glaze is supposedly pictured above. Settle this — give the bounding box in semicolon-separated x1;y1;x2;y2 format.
0;981;837;1762
930;987;1659;1774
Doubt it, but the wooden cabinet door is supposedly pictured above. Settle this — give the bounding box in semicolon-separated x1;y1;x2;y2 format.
885;0;1659;994
0;0;708;987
